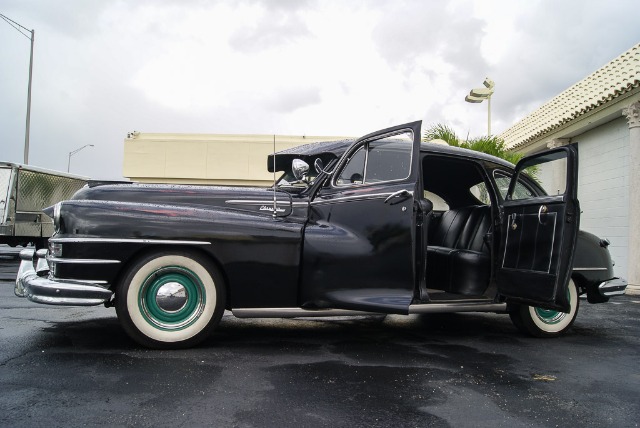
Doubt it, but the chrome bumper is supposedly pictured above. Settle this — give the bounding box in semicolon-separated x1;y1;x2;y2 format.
15;249;113;306
598;277;627;297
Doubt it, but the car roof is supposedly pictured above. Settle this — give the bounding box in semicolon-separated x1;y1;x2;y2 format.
272;138;515;169
421;143;515;168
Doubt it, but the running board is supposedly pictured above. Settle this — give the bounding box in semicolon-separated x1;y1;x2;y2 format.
232;302;507;319
408;302;507;314
232;308;375;318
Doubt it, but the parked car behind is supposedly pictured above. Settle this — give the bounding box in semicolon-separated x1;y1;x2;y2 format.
15;121;627;348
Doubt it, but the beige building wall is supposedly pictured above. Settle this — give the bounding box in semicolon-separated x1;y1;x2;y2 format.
123;133;350;186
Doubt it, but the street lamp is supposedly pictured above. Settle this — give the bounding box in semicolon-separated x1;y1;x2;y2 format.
1;13;35;164
67;144;94;172
465;77;495;136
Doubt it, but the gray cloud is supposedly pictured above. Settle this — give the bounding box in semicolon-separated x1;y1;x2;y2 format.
486;0;640;131
229;11;312;53
372;2;488;80
3;0;640;181
265;86;321;113
238;0;316;12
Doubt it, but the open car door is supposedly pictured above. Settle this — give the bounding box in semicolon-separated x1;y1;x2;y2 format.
497;145;580;312
301;121;422;314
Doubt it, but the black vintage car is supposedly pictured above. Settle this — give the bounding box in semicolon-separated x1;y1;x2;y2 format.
15;121;627;348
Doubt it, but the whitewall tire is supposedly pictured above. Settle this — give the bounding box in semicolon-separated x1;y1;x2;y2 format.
509;279;579;338
116;250;225;349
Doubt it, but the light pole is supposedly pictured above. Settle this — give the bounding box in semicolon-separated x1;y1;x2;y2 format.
68;144;94;172
465;77;495;136
1;14;35;164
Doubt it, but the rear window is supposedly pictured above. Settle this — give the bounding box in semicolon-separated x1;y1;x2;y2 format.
424;190;449;211
469;182;491;205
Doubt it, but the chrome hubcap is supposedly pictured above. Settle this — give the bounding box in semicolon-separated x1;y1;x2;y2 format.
138;266;206;331
155;282;188;313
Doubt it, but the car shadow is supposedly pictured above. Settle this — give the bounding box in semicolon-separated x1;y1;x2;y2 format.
34;308;603;353
30;311;520;350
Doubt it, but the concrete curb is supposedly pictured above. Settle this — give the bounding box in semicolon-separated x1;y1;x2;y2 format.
626;284;640;296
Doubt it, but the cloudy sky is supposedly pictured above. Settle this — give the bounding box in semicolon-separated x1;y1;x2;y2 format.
1;0;639;179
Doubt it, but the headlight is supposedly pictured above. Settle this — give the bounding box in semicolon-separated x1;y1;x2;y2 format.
43;202;62;232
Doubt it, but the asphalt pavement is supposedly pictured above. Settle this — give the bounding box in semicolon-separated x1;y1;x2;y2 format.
1;257;639;427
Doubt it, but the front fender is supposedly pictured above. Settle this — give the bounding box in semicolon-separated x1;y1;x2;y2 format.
51;198;305;308
58;199;290;240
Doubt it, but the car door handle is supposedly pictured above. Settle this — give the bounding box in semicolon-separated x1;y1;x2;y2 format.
538;205;548;225
384;190;411;204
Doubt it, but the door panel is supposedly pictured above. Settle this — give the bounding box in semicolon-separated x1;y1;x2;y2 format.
497;146;579;311
301;121;422;314
502;208;558;273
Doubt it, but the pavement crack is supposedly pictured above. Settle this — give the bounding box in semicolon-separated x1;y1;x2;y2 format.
0;351;32;367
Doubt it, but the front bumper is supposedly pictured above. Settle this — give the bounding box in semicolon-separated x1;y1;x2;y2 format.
598;277;627;297
15;249;113;306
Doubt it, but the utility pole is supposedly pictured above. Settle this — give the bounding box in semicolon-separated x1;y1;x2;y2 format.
1;14;35;164
25;28;34;164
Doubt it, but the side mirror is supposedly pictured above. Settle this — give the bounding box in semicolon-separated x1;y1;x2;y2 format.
292;159;310;181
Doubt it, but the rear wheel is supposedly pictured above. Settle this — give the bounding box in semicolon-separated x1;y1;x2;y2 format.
509;279;579;338
115;250;225;349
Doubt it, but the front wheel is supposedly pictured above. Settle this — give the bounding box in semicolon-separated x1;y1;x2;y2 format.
115;250;225;349
509;279;579;338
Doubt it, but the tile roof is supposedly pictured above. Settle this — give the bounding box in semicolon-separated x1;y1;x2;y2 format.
501;43;640;149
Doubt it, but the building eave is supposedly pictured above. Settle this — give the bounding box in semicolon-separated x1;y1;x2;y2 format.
513;88;640;153
501;43;640;152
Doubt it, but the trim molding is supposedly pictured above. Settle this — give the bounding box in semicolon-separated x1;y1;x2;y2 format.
48;258;121;264
49;238;211;245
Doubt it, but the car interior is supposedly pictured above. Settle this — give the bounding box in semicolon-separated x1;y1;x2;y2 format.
421;155;496;301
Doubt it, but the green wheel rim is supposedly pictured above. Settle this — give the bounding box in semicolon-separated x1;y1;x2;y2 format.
533;287;572;325
138;266;206;331
533;307;566;324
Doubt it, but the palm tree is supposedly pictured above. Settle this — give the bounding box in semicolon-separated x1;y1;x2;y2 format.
422;124;461;147
422;124;523;165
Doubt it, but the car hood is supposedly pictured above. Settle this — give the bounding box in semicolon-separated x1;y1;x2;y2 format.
69;182;294;215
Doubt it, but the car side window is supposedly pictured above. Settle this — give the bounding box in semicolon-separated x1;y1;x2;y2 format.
336;138;411;186
337;147;366;184
520;155;566;197
469;182;492;205
494;171;535;200
365;141;411;182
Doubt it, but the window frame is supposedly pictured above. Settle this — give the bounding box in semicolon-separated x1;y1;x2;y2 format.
491;168;545;202
332;135;414;189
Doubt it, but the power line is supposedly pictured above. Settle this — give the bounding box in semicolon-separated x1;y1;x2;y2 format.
0;13;33;40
